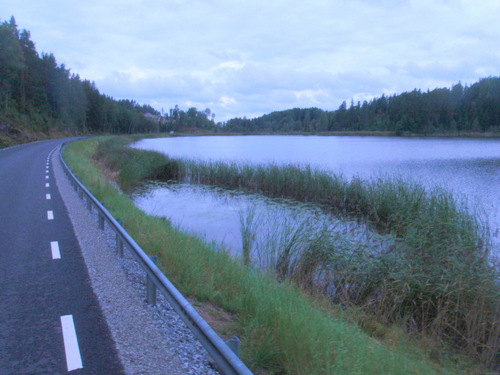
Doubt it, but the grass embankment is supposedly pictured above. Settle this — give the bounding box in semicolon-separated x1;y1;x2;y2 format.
0;112;88;149
65;136;498;374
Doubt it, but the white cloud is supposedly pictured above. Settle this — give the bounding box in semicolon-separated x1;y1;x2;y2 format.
220;96;236;106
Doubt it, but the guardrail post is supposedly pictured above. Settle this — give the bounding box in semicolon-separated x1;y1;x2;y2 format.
98;212;105;230
87;197;92;211
147;256;158;305
226;336;241;357
79;189;84;200
117;237;124;257
117;221;124;257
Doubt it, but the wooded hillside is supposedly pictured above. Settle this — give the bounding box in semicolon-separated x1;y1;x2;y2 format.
0;16;159;145
225;78;500;135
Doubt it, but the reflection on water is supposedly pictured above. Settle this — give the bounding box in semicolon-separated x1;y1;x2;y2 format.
131;182;396;263
132;135;500;255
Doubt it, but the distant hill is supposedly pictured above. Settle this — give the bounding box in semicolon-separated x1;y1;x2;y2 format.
224;77;500;135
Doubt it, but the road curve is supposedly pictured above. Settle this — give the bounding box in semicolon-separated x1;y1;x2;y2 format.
0;140;124;374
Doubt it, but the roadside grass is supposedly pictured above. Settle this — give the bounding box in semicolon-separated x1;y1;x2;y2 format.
124;137;499;369
64;136;495;374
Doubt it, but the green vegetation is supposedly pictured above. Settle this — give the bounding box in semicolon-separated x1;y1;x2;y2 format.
0;17;160;144
0;17;217;147
67;136;498;373
3;11;498;374
224;78;500;135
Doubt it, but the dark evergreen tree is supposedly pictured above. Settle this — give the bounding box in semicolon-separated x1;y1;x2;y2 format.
0;16;158;136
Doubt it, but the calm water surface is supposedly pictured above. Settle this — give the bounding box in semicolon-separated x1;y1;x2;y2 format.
132;136;500;255
132;182;396;260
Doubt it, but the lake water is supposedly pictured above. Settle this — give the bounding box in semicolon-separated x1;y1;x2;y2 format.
131;135;500;256
132;182;397;264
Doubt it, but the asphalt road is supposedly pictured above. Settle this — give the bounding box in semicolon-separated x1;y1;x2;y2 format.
0;140;124;374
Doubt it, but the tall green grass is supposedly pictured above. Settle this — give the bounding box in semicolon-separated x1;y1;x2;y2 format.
113;138;499;365
71;136;498;372
237;203;499;369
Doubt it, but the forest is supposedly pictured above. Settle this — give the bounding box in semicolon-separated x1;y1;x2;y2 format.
0;17;162;136
224;77;500;134
2;15;500;145
0;16;217;146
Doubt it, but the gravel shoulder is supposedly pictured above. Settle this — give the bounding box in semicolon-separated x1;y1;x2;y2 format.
52;147;219;375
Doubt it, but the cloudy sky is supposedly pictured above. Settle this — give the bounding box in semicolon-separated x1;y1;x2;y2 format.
3;0;500;121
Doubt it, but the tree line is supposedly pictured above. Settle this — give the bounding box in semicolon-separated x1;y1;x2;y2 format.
0;16;160;135
159;105;218;132
3;16;500;137
224;78;500;134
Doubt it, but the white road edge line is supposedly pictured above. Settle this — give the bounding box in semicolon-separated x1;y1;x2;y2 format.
46;194;51;200
50;241;61;259
60;315;83;371
47;210;54;220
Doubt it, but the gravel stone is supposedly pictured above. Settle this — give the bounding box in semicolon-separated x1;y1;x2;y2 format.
52;147;220;375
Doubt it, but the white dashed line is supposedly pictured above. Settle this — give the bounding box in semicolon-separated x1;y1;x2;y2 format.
46;194;51;200
46;183;50;188
60;315;83;371
45;175;49;179
47;211;54;220
50;241;61;259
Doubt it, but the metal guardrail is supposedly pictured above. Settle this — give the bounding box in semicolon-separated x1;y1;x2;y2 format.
59;145;253;375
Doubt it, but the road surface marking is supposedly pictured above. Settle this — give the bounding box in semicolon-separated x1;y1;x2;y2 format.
60;315;83;371
50;241;61;259
47;211;54;220
45;175;49;179
46;183;50;188
46;194;51;200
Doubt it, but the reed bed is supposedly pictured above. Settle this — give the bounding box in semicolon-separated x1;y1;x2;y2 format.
92;136;499;370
